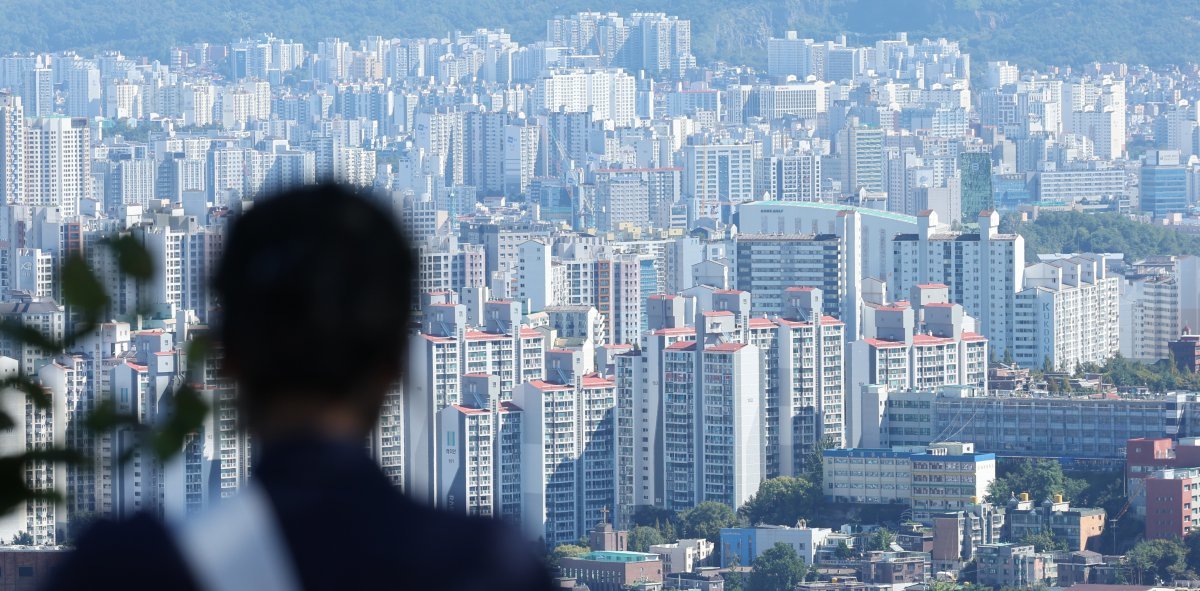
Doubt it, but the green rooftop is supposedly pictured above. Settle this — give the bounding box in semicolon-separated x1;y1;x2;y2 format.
582;551;660;563
750;201;920;224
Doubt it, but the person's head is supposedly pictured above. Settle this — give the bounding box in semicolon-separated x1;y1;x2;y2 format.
213;183;416;439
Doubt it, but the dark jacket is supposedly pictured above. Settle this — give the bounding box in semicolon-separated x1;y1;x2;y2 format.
45;437;555;590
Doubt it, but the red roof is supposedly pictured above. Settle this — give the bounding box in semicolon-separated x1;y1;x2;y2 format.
864;338;907;349
749;318;778;329
525;380;573;392
665;340;698;351
465;330;505;341
706;342;746;353
653;327;695;337
582;375;615;388
912;334;955;346
915;283;948;289
450;404;489;415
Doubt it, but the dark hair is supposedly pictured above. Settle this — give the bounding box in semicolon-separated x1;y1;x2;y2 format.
213;183;416;416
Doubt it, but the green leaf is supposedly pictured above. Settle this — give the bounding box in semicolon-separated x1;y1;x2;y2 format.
0;376;52;410
151;384;209;460
83;400;140;432
185;335;212;375
103;235;155;281
0;320;62;352
21;448;85;465
61;255;110;325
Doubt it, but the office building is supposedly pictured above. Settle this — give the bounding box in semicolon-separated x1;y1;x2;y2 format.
1141;150;1189;216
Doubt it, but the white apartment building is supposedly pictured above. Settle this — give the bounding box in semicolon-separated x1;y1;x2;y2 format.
532;69;637;127
684;142;756;220
892;210;1024;361
0;94;24;203
513;370;617;547
1120;272;1179;363
754;152;822;202
848;289;989;406
756;83;828;120
405;298;546;508
1013;255;1119;370
436;380;523;523
26;117;90;218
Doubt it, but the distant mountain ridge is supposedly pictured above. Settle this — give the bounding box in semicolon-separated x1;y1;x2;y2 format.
4;0;1200;69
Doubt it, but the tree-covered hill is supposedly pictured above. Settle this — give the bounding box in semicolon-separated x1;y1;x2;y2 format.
3;0;1200;69
1003;211;1200;262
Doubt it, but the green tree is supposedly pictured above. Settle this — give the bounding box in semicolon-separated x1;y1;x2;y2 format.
738;476;820;527
551;544;590;565
10;531;31;545
724;569;746;591
1006;211;1200;263
1185;531;1200;575
1019;530;1068;553
679;501;740;545
628;526;664;553
748;542;807;591
867;528;896;551
1127;538;1189;584
631;505;675;528
834;540;853;559
986;458;1082;505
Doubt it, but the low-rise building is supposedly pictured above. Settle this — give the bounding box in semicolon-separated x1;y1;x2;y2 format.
1006;494;1106;551
859;386;1193;462
719;524;832;568
931;504;1005;571
650;539;714;575
857;551;927;586
1170;329;1200;373
559;551;665;591
976;543;1054;589
822;442;996;522
822;448;913;505
910;442;996;521
1143;466;1200;540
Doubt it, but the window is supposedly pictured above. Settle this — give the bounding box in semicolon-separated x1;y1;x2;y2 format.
18;566;33;577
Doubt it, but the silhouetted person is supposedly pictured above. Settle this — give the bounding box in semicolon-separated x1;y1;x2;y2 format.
47;184;555;591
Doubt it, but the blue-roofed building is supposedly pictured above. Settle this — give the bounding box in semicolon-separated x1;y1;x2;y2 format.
558;550;664;591
719;524;833;568
822;442;997;523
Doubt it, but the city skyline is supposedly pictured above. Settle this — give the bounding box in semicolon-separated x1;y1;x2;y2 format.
3;7;1200;589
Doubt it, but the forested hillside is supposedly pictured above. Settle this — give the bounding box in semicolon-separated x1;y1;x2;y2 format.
3;0;1200;68
1003;211;1200;262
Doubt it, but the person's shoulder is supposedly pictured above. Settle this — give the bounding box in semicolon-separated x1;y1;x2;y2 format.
397;502;555;591
44;514;197;591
